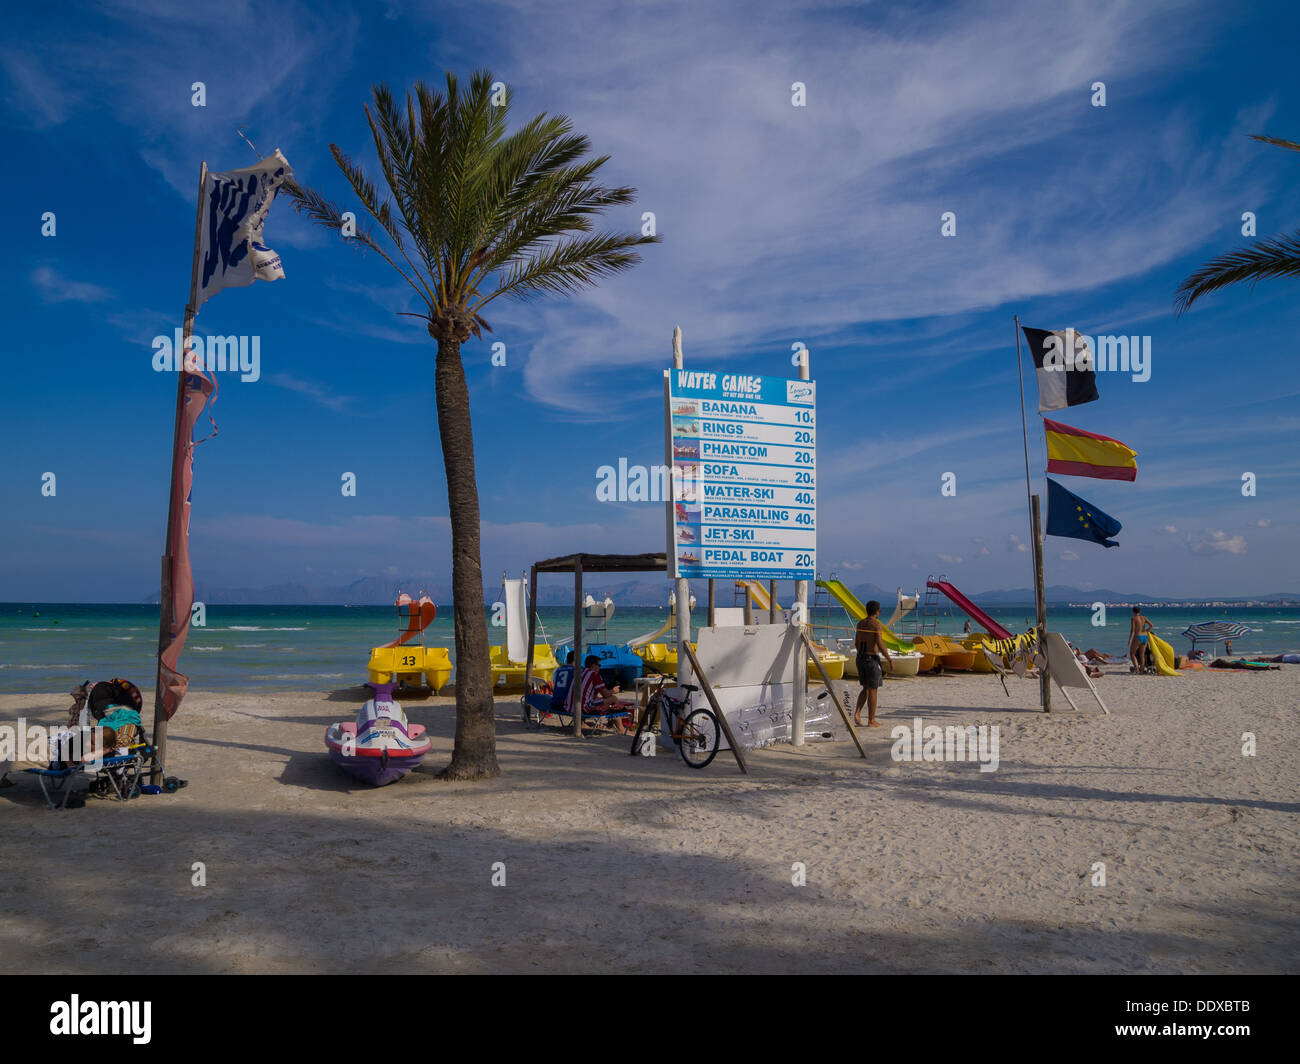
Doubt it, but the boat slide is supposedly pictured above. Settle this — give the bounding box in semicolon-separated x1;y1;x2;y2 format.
815;579;916;654
925;580;1014;640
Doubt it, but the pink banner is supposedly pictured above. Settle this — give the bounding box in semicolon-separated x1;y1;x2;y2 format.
159;353;218;719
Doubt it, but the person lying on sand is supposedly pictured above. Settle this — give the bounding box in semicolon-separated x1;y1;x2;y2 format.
1069;642;1105;679
1082;649;1117;663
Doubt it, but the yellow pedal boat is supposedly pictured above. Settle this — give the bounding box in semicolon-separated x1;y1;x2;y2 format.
366;645;453;692
490;644;558;688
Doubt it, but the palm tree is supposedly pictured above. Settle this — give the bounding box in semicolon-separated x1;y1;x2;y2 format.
1175;135;1300;314
287;71;658;779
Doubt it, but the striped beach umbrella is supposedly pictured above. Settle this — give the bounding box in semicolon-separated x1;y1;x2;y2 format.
1181;621;1250;651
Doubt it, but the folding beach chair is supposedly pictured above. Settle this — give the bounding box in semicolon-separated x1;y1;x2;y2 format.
24;742;155;810
24;763;88;811
520;692;632;733
86;743;153;801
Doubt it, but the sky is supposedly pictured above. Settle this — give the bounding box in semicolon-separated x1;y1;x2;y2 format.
2;0;1299;603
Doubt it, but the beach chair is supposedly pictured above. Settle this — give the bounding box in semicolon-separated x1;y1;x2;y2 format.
24;742;155;810
24;763;88;811
520;691;632;733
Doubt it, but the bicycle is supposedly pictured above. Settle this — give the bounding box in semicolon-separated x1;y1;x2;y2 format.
639;673;721;769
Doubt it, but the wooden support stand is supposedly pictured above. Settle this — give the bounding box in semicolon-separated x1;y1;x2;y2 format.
800;630;868;760
679;640;748;775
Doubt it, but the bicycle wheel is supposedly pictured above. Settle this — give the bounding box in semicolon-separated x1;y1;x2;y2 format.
679;709;720;768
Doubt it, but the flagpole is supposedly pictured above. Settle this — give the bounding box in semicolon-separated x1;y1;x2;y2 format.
1014;315;1050;712
151;159;207;784
1013;315;1034;529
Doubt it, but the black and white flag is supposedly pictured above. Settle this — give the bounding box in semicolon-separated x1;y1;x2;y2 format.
1021;326;1100;412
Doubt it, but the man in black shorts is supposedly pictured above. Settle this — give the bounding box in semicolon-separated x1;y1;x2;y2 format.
854;600;892;727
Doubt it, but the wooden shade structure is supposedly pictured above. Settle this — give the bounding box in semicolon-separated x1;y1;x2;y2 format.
525;553;669;736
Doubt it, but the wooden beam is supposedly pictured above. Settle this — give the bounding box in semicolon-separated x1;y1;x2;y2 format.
1031;493;1052;713
572;559;584;737
800;630;868;759
523;565;538;722
680;640;747;775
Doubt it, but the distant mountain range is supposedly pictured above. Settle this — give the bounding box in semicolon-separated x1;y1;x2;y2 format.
137;577;1300;607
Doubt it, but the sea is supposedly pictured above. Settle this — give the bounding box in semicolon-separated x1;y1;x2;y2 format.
3;601;1299;695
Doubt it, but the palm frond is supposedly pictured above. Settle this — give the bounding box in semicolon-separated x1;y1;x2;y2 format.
472;230;659;313
1174;229;1300;315
281;176;386;259
1249;134;1300;154
290;69;656;336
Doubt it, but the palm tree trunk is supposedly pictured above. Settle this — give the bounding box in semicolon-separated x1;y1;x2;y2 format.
433;335;500;780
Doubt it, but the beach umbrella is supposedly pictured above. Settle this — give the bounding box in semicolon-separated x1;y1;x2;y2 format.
1181;621;1250;652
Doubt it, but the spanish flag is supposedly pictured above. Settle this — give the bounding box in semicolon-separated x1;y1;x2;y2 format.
1043;418;1137;481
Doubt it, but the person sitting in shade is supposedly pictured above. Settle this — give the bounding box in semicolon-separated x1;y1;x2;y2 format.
551;651;577;713
573;654;632;728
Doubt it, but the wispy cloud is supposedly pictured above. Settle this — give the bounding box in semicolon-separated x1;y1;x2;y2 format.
31;266;112;303
267;373;357;413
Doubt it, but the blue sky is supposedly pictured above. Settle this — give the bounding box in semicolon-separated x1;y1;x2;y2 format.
2;0;1299;602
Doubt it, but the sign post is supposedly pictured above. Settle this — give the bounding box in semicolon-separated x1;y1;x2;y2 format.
664;354;817;736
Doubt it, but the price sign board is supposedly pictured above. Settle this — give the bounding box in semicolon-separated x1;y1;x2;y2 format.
665;369;816;581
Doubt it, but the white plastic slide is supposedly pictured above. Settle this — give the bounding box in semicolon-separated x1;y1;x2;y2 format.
628;612;674;648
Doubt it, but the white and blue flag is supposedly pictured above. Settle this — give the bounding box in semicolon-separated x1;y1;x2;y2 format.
197;150;293;308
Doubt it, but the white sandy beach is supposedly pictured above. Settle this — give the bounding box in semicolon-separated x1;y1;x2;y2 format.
2;666;1297;974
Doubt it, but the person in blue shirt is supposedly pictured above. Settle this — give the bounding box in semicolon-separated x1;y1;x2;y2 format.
551;651;576;712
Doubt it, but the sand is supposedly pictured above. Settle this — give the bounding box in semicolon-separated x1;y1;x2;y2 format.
2;665;1297;974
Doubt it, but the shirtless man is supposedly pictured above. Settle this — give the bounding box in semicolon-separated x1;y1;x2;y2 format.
854;600;892;727
1129;606;1153;672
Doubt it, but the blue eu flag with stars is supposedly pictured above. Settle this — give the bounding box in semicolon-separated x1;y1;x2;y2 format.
1046;478;1122;548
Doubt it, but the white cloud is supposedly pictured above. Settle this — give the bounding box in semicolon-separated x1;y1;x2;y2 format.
1157;524;1179;535
1058;550;1079;561
1186;530;1247;556
1252;519;1271;527
938;553;963;564
0;49;77;125
1007;534;1030;553
460;0;1245;413
267;373;356;413
31;267;112;304
839;560;863;571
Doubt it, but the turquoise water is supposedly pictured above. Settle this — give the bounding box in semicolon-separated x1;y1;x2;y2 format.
2;601;1298;694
